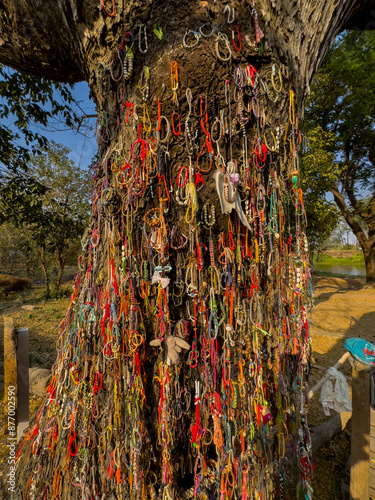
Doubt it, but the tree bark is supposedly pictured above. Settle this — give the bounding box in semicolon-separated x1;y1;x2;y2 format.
0;1;373;499
364;243;375;284
331;186;375;284
54;248;65;295
24;249;32;278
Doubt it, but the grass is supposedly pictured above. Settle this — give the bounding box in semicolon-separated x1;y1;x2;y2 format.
7;287;71;367
318;251;365;265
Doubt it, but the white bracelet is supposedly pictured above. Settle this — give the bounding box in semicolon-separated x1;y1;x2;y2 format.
199;23;216;38
224;5;235;24
157;115;171;143
138;24;148;54
215;32;232;62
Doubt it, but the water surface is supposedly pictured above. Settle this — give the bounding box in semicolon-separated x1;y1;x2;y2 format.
316;263;365;276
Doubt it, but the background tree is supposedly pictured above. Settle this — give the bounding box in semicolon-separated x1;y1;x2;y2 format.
300;127;340;267
0;223;34;275
0;66;78;175
28;142;92;293
304;30;375;283
0;143;91;297
0;1;374;499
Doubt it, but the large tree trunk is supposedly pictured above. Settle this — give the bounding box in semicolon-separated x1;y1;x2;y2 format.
0;1;373;499
364;243;375;284
331;186;375;285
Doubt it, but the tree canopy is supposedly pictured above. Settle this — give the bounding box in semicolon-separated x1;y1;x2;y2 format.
303;30;375;282
0;142;91;297
0;66;79;175
300;126;340;259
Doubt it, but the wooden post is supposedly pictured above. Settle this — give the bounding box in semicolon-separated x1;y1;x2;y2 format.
3;317;17;432
350;366;372;500
16;327;29;440
370;407;375;499
3;317;30;440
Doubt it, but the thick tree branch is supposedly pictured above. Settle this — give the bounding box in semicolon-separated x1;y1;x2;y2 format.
0;0;373;90
330;185;368;248
343;163;372;222
346;187;370;222
370;192;375;218
368;232;375;247
0;0;91;82
260;0;375;109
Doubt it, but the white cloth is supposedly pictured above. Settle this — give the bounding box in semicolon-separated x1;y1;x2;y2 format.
320;367;352;413
151;271;170;289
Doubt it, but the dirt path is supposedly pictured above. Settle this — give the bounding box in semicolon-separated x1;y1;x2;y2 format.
309;277;375;499
310;276;375;377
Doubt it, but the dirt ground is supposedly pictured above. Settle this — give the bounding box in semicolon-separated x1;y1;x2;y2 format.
309;276;375;499
310;276;374;380
1;277;374;498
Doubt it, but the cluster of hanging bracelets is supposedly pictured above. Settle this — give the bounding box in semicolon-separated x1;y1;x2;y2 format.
13;1;314;500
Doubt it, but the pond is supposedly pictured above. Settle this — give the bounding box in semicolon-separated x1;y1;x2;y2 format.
315;262;366;276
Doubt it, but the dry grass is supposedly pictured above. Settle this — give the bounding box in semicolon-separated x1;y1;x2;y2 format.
0;285;70;468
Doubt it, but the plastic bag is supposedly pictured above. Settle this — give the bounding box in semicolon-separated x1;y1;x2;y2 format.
320;367;352;413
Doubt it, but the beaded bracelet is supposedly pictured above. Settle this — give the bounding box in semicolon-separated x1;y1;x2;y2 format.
183;30;201;49
109;48;123;82
138;66;150;101
234;66;247;89
259;77;279;103
271;64;283;93
138;24;148;54
264;130;277;152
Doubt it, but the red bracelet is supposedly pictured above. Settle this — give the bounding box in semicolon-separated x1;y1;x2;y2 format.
69;432;78;456
177;166;188;187
231;26;242;51
171;112;181;136
195;172;204;190
100;0;115;17
196;142;212;174
93;371;103;394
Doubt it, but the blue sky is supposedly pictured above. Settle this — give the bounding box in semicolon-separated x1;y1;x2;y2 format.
47;81;98;169
0;74;98;171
